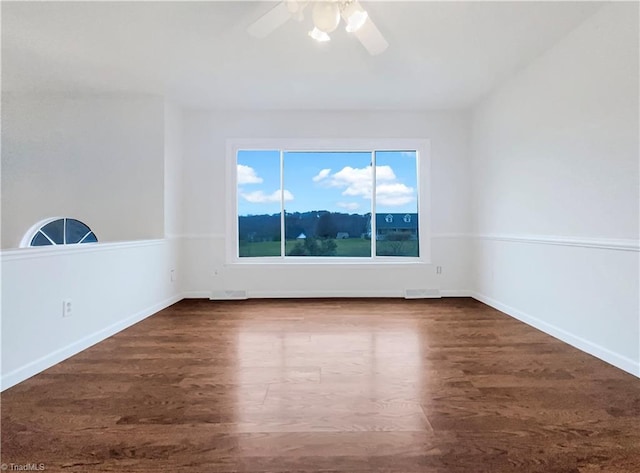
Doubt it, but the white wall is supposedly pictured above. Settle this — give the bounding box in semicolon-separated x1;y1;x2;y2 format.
1;94;165;248
164;102;184;238
1;95;183;390
470;3;640;376
1;240;181;390
180;110;472;298
163;102;185;293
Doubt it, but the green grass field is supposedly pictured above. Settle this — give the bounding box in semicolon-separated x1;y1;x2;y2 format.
239;239;418;258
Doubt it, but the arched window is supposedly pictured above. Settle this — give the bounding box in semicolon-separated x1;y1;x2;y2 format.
22;218;98;247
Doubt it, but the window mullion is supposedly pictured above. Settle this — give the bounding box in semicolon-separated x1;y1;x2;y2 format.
40;230;56;245
371;150;376;259
280;149;285;259
77;230;92;244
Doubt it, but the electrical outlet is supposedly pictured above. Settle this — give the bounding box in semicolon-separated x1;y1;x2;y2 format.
436;266;442;275
62;299;72;318
170;269;176;282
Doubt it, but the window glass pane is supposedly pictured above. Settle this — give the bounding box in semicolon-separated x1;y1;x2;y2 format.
375;151;419;257
81;232;98;244
284;151;371;257
41;219;64;244
237;150;282;257
65;219;92;243
31;231;53;246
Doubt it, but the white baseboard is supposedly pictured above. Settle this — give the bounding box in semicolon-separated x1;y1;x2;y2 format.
183;291;213;299
470;291;640;378
440;289;472;297
208;289;472;300
246;290;405;299
243;289;468;299
1;294;183;391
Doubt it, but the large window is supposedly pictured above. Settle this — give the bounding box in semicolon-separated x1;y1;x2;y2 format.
232;140;428;261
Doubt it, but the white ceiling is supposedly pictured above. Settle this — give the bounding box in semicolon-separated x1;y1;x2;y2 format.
2;1;602;110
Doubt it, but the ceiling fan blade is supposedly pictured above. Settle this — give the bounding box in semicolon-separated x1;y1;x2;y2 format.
247;2;292;39
353;16;389;56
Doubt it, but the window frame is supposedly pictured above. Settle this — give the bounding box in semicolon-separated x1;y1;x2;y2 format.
20;217;98;248
226;138;431;264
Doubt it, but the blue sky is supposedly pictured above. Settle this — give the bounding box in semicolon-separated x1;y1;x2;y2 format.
237;150;418;216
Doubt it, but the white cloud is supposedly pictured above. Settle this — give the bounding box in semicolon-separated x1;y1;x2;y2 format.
376;183;415;206
337;202;360;211
240;189;294;204
374;166;398;182
237;164;263;185
312;168;332;182
333;166;372;199
318;165;414;207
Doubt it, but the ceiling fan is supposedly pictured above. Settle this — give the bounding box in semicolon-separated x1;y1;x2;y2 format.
247;0;388;56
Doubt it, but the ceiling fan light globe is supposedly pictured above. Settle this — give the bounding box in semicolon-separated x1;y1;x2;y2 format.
345;10;368;32
308;26;331;42
312;2;340;33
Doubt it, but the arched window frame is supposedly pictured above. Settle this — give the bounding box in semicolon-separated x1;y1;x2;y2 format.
20;217;98;248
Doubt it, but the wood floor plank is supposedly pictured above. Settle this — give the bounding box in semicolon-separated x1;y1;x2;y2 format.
2;298;639;472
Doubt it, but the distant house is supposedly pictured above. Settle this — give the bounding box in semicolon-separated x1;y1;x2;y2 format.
336;232;349;239
296;232;306;239
366;213;418;240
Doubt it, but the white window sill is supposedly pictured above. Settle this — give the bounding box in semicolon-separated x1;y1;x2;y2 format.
227;258;430;267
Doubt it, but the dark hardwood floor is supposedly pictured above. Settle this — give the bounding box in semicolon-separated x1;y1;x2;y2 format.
2;298;639;472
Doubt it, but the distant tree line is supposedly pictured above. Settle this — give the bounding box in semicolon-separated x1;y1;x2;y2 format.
239;211;369;242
